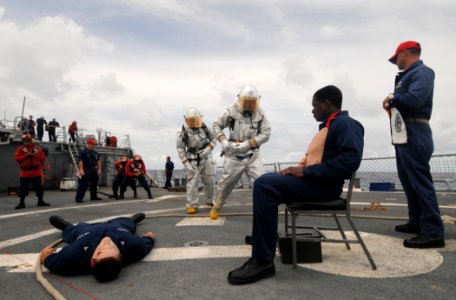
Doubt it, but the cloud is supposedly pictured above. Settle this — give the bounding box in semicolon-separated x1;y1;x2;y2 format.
0;12;113;108
0;1;455;171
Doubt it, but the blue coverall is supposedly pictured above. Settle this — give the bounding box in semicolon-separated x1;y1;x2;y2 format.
251;111;364;261
391;60;444;238
75;148;100;202
44;218;155;276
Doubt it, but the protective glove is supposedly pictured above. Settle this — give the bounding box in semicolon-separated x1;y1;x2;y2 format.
198;146;212;160
231;140;251;153
184;161;197;175
220;139;232;154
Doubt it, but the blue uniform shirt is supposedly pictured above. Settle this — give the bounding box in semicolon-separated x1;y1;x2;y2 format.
44;218;154;276
303;111;364;189
392;60;435;120
165;161;174;171
78;148;100;170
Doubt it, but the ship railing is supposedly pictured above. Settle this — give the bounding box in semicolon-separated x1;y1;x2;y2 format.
276;154;456;191
150;153;456;191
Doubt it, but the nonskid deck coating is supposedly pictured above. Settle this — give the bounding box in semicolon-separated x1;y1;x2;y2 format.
0;188;455;299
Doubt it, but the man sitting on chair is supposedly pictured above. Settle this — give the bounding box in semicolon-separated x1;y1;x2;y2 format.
227;85;364;285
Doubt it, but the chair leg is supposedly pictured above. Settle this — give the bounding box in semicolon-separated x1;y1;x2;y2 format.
285;208;289;236
292;213;298;269
334;214;350;250
347;217;377;270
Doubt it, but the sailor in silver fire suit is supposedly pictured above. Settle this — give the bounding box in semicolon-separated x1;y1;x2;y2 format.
210;84;271;220
177;108;216;214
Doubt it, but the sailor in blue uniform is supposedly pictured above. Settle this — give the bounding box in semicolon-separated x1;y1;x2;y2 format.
383;41;445;248
227;85;364;284
40;213;155;282
75;139;102;202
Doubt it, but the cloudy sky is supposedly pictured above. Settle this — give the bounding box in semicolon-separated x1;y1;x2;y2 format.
1;0;455;169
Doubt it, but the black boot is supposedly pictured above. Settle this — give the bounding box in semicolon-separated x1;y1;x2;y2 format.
228;257;275;285
134;190;138;199
37;196;50;207
91;194;102;201
130;213;145;224
109;192;118;199
49;216;71;230
116;193;125;200
15;197;25;210
147;190;153;199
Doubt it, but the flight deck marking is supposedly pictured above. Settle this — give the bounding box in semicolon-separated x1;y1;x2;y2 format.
0;245;252;273
0;203;249;249
0;195;181;220
176;217;225;226
298;232;448;278
2;240;455;278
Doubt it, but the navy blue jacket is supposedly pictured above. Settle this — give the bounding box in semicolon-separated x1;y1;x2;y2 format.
165;161;174;172
392;60;434;120
44;218;155;276
303;111;364;189
78;148;100;170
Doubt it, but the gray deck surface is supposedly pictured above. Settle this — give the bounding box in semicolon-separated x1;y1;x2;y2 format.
0;187;455;299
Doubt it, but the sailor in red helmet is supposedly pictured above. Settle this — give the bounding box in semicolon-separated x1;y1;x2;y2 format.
118;154;153;199
14;134;50;209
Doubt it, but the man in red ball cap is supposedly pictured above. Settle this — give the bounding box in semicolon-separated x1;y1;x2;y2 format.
75;139;102;202
382;41;445;249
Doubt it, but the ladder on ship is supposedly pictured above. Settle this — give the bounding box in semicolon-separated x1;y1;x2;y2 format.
68;142;80;177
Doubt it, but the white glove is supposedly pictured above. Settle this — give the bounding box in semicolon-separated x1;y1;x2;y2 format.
232;141;251;153
198;147;212;160
184;161;197;175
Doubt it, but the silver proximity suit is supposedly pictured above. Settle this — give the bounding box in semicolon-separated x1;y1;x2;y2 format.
177;123;216;208
212;102;271;208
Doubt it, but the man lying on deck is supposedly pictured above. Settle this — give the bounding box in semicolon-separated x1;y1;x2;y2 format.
40;213;155;282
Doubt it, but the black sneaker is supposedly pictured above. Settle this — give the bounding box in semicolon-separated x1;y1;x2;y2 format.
395;223;421;234
228;257;275;285
403;235;445;249
116;195;124;200
37;201;50;207
91;197;102;201
49;216;71;230
130;213;145;224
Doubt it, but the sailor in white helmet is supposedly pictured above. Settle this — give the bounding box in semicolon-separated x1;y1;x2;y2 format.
210;84;271;220
177;108;216;214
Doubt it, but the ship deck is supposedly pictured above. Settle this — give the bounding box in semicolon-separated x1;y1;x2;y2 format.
0;187;455;299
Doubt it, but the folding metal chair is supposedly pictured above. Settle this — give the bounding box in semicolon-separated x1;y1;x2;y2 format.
284;172;377;270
